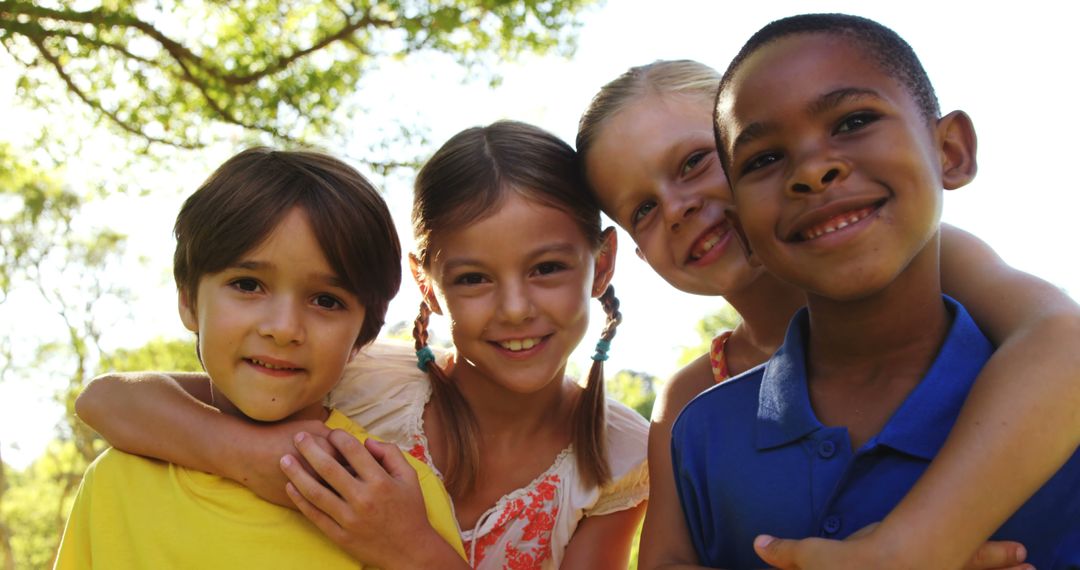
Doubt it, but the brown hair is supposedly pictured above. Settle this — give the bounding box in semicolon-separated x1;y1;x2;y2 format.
411;121;620;495
576;59;721;187
173;147;401;348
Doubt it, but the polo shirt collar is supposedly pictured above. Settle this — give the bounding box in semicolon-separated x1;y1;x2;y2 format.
756;309;820;450
755;297;992;456
872;297;992;459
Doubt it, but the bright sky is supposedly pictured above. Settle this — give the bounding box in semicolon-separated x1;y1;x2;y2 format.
2;0;1078;469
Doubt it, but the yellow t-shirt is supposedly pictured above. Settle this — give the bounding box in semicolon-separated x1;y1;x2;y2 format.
54;409;464;569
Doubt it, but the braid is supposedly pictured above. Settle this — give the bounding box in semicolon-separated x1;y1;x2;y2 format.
598;285;622;343
574;284;621;488
412;301;480;497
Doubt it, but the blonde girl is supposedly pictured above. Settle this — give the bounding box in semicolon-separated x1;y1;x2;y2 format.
576;59;1080;570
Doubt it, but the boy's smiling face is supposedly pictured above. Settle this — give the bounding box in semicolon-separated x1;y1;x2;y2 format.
717;33;974;302
180;207;367;423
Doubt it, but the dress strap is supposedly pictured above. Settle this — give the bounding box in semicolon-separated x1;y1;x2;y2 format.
709;330;734;383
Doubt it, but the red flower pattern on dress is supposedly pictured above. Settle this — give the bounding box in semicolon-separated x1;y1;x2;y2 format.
407;435;427;462
467;473;561;569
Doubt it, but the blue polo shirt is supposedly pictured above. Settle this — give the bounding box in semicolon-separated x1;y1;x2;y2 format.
672;297;1080;569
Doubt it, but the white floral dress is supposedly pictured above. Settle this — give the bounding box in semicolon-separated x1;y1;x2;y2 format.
328;341;649;569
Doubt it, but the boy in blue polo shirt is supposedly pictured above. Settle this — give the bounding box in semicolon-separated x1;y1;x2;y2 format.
671;13;1080;569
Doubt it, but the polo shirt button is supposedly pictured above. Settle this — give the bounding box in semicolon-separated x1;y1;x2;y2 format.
823;515;842;535
818;440;836;458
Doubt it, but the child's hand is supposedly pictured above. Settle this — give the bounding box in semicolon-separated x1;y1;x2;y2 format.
753;530;1031;570
226;419;334;507
281;430;466;568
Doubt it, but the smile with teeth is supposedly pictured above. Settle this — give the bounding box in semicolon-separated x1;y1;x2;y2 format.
798;206;876;241
498;337;544;352
688;225;728;261
248;358;300;371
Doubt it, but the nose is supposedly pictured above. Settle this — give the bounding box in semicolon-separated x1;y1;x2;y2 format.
495;280;536;324
788;148;848;196
661;186;703;232
257;297;305;345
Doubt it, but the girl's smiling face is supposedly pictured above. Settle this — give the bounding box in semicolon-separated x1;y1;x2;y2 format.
417;192;615;396
584;92;764;297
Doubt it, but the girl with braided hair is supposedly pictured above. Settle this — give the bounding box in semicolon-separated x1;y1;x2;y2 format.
299;120;647;568
78;121;647;569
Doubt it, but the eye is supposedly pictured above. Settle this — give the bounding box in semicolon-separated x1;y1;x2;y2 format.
630;201;656;228
229;278;261;293
453;272;487;286
681;151;708;176
834;112;880;134
533;261;567;276
740;152;781;175
314;294;344;310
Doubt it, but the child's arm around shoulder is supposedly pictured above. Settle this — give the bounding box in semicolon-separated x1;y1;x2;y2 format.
756;224;1080;569
76;371;331;507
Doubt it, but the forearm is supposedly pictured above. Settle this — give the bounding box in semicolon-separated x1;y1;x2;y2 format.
871;313;1080;567
76;372;244;478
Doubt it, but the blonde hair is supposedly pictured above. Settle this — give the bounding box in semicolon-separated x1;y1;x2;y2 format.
576;59;720;169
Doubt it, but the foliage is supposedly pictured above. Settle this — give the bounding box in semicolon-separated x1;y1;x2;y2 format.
98;337;200;374
0;0;595;163
1;441;98;569
0;144;133;569
677;303;742;367
606;369;656;420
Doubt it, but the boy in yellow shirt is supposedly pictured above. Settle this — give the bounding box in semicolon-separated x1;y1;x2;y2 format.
55;147;465;569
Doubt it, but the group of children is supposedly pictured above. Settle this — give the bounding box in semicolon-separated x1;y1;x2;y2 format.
56;12;1079;570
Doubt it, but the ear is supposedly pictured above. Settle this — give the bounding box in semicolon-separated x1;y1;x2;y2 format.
936;110;978;190
591;227;618;297
724;208;762;267
634;246;646;262
178;289;199;332
409;252;443;315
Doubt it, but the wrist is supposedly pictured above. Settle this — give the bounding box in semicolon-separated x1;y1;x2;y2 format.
210;414;255;482
401;528;470;570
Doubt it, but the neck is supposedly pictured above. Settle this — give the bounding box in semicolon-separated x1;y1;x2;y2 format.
805;237;950;385
723;271;807;373
449;359;572;440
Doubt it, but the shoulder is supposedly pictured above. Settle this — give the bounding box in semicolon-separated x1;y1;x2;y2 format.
578;398;649;517
672;364;765;445
654;353;715;426
327;340;439;444
603;397;649;464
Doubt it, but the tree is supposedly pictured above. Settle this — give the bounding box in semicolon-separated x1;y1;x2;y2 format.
0;144;134;568
677;303;742;367
606;369;656;420
0;0;595;165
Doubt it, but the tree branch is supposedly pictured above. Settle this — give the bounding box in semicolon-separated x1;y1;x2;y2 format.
25;33;201;149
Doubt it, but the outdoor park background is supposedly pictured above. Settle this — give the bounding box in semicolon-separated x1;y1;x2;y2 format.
1;0;1078;567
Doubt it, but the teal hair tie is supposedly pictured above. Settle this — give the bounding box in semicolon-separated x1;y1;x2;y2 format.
416;346;436;371
591;339;611;362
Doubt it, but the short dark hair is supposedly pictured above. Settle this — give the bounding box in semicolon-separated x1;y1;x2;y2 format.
714;13;940;166
173;147;401;347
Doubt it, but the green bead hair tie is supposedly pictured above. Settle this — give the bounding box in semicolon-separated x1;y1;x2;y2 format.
416;346;436;371
591;339;611;362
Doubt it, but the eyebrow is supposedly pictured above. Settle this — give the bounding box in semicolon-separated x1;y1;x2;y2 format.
441;242;582;274
229;260;348;289
728;87;883;162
